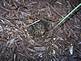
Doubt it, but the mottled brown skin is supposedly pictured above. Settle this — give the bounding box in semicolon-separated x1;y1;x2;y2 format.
27;20;52;37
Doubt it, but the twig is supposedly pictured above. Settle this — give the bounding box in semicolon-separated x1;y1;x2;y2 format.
27;20;40;27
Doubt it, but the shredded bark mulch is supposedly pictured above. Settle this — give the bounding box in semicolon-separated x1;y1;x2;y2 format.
0;0;81;61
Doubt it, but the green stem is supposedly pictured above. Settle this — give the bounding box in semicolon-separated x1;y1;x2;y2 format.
54;3;81;29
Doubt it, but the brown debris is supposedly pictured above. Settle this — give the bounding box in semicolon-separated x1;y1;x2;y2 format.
0;0;81;61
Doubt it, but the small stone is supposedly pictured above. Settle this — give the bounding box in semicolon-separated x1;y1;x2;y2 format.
53;38;56;40
69;44;73;55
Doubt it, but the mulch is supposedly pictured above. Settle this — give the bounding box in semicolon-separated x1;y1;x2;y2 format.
0;0;81;61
